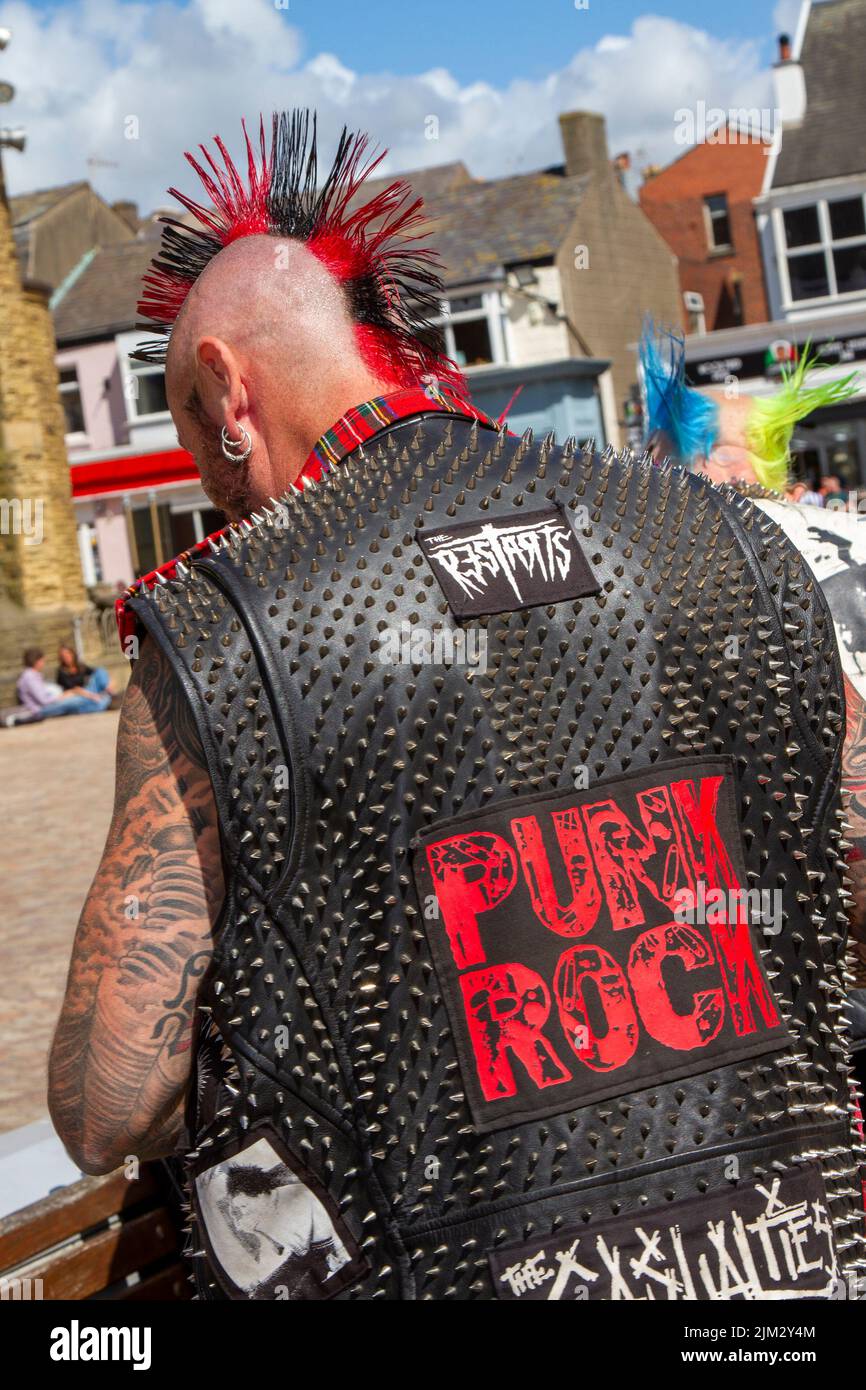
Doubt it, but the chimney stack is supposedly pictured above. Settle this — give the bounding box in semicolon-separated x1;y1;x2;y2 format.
558;111;611;180
772;31;806;128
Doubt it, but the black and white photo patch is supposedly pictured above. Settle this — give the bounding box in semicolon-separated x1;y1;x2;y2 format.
416;505;600;618
488;1165;838;1301
192;1129;368;1300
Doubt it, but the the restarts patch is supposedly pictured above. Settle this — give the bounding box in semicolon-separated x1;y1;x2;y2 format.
416;505;600;618
413;756;789;1132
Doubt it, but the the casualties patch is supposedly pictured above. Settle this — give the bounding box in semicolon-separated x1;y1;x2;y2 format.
488;1165;838;1300
192;1129;368;1300
413;756;789;1132
416;505;599;618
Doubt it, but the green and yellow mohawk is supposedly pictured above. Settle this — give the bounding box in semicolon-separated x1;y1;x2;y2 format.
640;324;859;491
745;346;858;491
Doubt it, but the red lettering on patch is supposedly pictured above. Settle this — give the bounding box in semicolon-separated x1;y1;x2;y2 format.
627;923;724;1051
460;963;571;1101
416;757;789;1131
554;943;638;1071
582;784;690;932
512;809;602;937
425;832;517;969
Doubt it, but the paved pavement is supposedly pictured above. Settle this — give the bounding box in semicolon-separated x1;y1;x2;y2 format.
0;710;119;1134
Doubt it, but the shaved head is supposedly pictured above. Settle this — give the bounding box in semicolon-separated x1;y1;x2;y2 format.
165;235;395;517
167;236;357;391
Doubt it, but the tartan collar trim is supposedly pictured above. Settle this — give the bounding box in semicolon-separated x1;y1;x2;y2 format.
303;383;498;479
115;383;499;651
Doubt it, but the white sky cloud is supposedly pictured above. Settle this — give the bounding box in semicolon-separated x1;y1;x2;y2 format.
0;0;773;209
773;0;805;43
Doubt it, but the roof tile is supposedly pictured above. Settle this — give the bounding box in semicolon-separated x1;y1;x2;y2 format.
52;161;589;343
772;0;866;188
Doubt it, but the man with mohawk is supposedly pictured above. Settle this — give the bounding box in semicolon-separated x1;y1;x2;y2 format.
50;112;865;1301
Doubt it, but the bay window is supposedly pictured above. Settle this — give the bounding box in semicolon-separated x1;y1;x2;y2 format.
782;193;866;303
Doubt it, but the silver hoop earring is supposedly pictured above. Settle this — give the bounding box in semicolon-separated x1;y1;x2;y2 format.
220;424;252;464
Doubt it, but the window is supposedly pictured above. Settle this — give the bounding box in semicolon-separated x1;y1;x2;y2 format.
59;365;86;436
829;197;866;240
704;193;732;251
787;251;829;300
131;502;173;577
448;295;492;366
76;519;100;585
169;508;198;555
782;194;866;303
430;292;506;369
168;505;226;554
834;242;866;296
126;358;168;417
783;205;820;248
117;332;172;421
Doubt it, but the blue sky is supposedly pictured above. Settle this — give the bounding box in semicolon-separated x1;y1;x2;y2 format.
295;0;787;84
14;0;789;84
0;0;798;205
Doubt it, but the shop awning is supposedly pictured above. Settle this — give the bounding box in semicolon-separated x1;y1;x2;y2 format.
70;447;198;499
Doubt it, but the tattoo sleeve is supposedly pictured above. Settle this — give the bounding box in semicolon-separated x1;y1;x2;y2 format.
841;673;866;987
48;637;225;1173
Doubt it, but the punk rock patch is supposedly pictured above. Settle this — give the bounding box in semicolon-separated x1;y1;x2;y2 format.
488;1166;838;1300
192;1130;368;1300
413;756;789;1131
416;505;600;618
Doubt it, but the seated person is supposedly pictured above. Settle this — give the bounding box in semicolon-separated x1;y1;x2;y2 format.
16;647;112;718
56;643;117;699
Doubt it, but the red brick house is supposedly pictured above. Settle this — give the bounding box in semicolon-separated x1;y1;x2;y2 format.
639;126;770;333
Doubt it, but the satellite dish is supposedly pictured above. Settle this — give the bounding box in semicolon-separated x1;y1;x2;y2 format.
0;81;14;104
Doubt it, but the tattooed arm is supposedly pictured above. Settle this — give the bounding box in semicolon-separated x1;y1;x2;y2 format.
48;637;225;1174
842;674;866;987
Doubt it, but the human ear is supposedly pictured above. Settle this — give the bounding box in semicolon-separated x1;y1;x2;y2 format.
195;336;246;428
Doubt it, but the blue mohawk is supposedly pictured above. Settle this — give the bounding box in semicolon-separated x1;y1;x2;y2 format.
638;320;719;463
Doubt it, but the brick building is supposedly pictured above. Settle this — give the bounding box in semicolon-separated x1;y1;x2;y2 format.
639;126;770;333
685;0;866;490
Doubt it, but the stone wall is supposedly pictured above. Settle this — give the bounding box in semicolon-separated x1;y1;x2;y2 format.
557;169;683;428
0;159;91;703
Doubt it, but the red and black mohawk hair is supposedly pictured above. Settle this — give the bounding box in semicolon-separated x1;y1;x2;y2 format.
133;109;464;391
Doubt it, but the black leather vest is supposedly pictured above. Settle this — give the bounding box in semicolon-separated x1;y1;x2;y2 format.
129;415;865;1301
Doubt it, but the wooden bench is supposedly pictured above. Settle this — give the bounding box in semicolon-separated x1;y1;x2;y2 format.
0;1163;190;1300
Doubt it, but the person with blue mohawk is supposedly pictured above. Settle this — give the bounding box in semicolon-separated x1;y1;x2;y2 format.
639;321;858;495
640;324;866;1043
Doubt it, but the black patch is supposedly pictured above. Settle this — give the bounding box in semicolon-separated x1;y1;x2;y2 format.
416;505;600;618
488;1165;838;1300
413;756;789;1133
191;1127;369;1300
